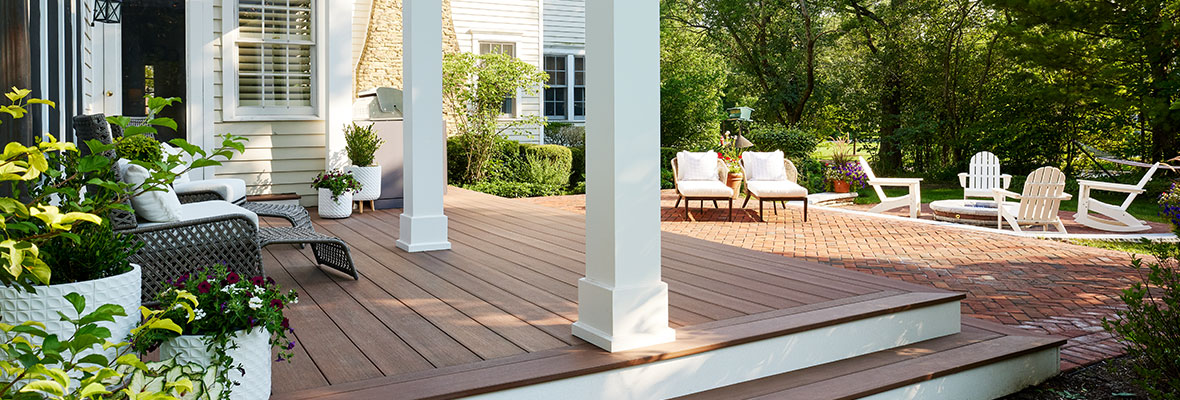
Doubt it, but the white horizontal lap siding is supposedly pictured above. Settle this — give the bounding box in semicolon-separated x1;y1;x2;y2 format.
452;0;544;143
212;0;327;206
543;0;583;51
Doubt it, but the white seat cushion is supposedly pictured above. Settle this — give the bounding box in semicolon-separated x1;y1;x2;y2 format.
677;180;734;197
746;180;808;198
173;178;248;203
677;151;720;181
137;201;259;229
120;160;183;223
743;151;788;182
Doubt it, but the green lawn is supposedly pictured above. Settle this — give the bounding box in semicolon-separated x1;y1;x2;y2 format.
1064;239;1163;255
853;184;1167;224
812;141;877;161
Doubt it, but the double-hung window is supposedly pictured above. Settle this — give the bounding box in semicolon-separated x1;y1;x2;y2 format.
229;0;317;118
543;55;585;121
479;42;517;117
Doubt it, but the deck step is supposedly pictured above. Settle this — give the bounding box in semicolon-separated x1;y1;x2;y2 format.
676;318;1065;400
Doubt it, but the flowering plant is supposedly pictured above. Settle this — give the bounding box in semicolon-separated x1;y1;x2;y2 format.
311;169;363;202
824;161;868;189
717;135;745;174
136;265;299;398
1160;182;1180;232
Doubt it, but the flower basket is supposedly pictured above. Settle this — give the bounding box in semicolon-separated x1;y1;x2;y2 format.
160;327;272;400
318;189;353;219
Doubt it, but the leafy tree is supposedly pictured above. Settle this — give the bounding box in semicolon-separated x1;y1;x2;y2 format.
660;0;728;149
443;53;548;183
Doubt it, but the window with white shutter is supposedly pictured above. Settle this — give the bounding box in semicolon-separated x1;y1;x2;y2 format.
227;0;317;118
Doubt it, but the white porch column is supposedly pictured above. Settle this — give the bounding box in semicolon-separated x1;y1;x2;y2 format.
323;0;354;169
572;0;674;352
396;0;451;253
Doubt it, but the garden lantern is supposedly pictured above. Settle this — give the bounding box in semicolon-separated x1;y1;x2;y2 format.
726;107;754;122
93;0;122;25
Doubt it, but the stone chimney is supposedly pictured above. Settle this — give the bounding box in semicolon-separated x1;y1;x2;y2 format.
355;0;460;93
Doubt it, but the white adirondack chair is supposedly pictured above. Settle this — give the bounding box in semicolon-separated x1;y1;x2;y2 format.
858;157;923;218
1073;163;1162;232
992;166;1072;233
958;151;1012;199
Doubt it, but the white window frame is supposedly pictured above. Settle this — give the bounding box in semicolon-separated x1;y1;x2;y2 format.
474;38;522;120
221;0;324;121
542;52;585;122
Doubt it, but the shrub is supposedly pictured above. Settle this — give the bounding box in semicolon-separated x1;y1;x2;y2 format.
746;124;822;159
661;168;676;189
546;123;586;147
464;180;567;198
794;157;826;194
569;146;585;183
569;181;586;195
660;147;679;170
1160;182;1180;233
517;144;572;185
448;135;522;184
1102;244;1180;399
344;122;384;166
115;133;163;163
39;221;140;285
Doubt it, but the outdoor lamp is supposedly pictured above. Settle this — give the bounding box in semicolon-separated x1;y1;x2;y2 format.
93;0;122;25
726;107;754;122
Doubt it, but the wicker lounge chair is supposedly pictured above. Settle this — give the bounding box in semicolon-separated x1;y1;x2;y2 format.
739;151;809;222
672;152;734;221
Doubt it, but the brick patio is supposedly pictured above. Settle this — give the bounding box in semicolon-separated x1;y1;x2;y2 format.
519;190;1161;370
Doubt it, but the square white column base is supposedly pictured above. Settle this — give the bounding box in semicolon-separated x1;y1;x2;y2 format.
396;213;452;252
572;277;676;352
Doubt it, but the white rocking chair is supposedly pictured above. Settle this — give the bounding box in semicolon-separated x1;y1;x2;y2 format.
1073;163;1162;232
958;151;1012;199
992;166;1072;233
858;157;923;218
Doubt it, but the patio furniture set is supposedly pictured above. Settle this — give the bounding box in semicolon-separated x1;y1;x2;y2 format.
73;114;359;301
673;149;1168;233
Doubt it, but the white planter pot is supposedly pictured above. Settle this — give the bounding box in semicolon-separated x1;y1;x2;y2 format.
347;165;381;202
0;264;141;358
318;188;353;218
160;328;271;400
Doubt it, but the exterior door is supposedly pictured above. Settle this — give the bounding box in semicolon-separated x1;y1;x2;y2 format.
119;0;186;143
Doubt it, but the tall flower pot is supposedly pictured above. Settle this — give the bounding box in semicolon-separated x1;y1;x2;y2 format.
346;165;381;202
0;264;141;358
318;188;353;219
726;172;744;198
832;180;851;193
160;327;271;400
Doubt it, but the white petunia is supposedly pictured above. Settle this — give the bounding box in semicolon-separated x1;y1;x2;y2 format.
194;309;207;320
248;296;263;310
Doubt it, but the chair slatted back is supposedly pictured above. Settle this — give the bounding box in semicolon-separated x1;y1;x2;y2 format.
967;151;1003;190
1120;163;1162;209
858;157;888;200
1018;166;1067;222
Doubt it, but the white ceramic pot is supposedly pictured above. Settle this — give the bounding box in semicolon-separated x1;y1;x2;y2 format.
0;264;141;357
347;165;381;202
160;328;271;400
318;188;353;219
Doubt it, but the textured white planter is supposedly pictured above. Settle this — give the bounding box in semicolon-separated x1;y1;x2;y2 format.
160;328;271;400
347;165;381;202
0;264;141;356
318;188;353;218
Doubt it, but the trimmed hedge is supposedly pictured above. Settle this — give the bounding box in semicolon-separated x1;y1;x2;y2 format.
746;125;822;159
464;181;567;198
568;146;585;183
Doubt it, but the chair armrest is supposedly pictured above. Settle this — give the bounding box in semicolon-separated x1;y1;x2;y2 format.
957;173;968;188
1076;179;1145;194
176;190;228;204
992;188;1021;201
869;178;923;187
119;214;263;302
1000;174;1012;189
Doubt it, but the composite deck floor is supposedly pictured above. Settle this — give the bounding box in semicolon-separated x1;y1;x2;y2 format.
262;188;949;397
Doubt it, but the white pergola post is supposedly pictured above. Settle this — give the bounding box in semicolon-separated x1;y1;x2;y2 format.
396;0;451;253
572;0;674;352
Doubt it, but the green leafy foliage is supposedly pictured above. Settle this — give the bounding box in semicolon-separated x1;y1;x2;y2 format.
114;134;163;164
660;1;727;150
311;170;362;202
443;52;549;183
517;145;572;186
544;123;585;148
343;123;384;167
39;222;141;285
746;124;823;160
1102;243;1180;399
463;181;568;198
568;146;585;184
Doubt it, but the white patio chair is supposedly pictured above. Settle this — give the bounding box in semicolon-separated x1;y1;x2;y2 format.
672;152;734;221
858;157;923;218
739;151;809;222
1073;163;1162;232
958;151;1012;199
992;166;1072;233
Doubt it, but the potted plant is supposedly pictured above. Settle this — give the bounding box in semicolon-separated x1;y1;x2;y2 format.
344;123;385;212
822;139;866;193
1160;182;1180;234
312;170;362;218
137;265;299;400
717;134;748;197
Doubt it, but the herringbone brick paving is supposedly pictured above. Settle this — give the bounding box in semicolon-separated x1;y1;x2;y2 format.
520;190;1158;370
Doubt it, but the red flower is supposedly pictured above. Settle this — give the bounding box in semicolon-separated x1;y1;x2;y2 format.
197;281;212;294
250;276;266;286
270;299;284;310
281;318;291;330
226;272;241;284
716;152;723;158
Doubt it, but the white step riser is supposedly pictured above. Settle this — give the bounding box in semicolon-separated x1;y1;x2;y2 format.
466;301;962;400
862;347;1060;400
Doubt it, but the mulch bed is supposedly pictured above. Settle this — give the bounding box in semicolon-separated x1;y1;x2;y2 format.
1003;355;1149;400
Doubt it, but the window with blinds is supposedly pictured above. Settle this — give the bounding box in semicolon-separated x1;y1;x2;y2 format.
232;0;316;116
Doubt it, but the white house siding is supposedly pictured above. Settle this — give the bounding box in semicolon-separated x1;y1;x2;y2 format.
543;0;583;52
452;0;545;143
212;0;328;205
